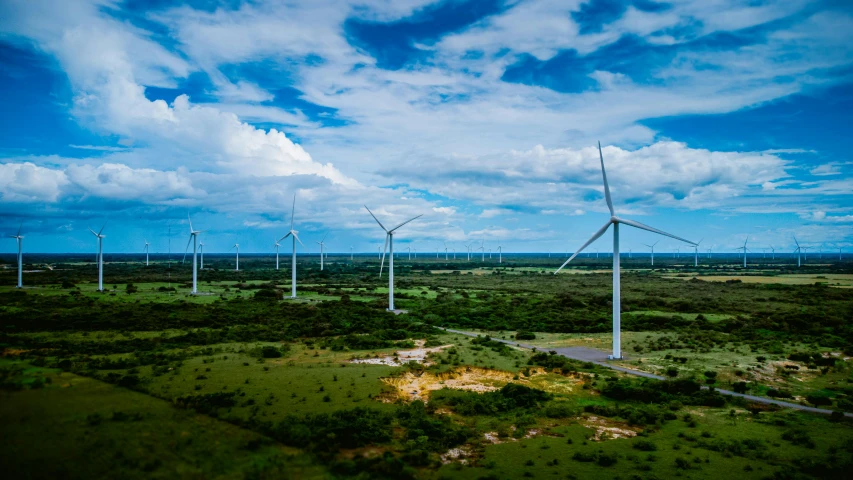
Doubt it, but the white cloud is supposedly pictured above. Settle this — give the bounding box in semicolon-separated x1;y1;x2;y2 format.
0;162;69;202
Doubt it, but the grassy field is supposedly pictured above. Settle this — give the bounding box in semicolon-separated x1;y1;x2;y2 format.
0;360;326;479
2;257;852;479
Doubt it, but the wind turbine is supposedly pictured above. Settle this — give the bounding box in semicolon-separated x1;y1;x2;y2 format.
143;239;150;266
407;246;412;260
643;241;658;266
452;248;456;259
279;195;305;298
498;245;502;263
365;206;422;311
273;238;282;270
230;243;240;271
199;241;205;269
444;242;449;260
181;215;205;294
793;237;803;267
478;239;485;262
555;142;695;359
88;224;106;291
693;238;703;267
350;246;354;261
736;237;750;268
316;234;328;270
10;224;23;288
465;243;472;261
769;245;775;261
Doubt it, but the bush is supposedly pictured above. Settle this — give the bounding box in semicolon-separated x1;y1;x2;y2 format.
515;331;536;340
633;439;657;451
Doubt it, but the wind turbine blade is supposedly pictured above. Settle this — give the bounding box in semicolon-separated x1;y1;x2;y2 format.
88;228;97;237
617;217;695;245
364;206;388;231
16;223;22;237
598;142;615;216
793;236;800;248
290;195;296;231
98;223;106;236
188;214;193;233
390;213;423;232
293;232;305;247
182;235;192;263
279;232;292;242
322;232;328;243
555;220;612;274
379;234;389;277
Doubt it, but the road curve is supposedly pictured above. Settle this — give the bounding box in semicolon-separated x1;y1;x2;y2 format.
438;327;852;417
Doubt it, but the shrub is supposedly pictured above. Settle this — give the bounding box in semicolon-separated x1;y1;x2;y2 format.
516;331;536;340
633;440;658;451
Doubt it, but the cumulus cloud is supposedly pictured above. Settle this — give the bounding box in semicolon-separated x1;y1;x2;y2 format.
0;162;70;202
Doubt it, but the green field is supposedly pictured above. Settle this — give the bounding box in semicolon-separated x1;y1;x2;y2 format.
1;256;852;479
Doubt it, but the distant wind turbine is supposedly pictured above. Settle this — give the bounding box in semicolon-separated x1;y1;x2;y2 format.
316;234;328;270
143;239;150;266
365;206;422;311
793;237;803;267
279;195;305;298
199;241;205;269
643;241;658;266
498;245;502;263
479;239;485;262
88;224;106;291
736;237;750;268
350;246;354;261
407;246;412;260
465;243;472;261
556;142;695;359
181;215;205;294
10;224;23;288
693;238;703;267
230;243;239;271
273;237;282;270
444;242;448;260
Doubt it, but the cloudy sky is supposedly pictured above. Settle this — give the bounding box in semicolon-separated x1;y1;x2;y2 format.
1;0;851;255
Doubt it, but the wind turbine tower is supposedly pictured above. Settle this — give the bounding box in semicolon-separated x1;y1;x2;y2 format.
365;206;422;311
143;239;150;266
736;237;750;268
498;245;502;263
644;241;658;266
10;224;23;288
556;142;695;359
230;243;240;271
693;239;703;267
279;195;305;298
793;237;803;267
182;215;205;294
199;242;205;269
88;224;106;291
274;238;282;270
316;234;327;270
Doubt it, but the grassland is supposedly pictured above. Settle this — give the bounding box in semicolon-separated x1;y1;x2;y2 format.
1;255;852;479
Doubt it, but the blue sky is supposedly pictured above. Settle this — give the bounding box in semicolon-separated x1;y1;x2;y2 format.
0;0;851;255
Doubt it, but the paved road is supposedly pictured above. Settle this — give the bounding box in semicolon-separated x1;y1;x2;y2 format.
439;327;852;417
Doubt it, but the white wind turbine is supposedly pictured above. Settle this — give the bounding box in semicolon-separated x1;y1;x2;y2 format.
273;237;282;270
143;239;150;266
10;224;23;288
478;239;485;262
279;195;305;298
88;224;106;291
693;238;703;267
444;242;449;260
643;241;659;266
316;234;328;270
498;245;502;263
555;142;695;359
736;237;750;268
452;248;456;260
230;243;240;271
793;237;803;267
365;206;422;311
350;246;354;261
770;245;775;260
465;243;473;261
181;215;205;294
406;246;412;260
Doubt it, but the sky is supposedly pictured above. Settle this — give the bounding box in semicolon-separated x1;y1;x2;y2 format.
0;0;852;255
